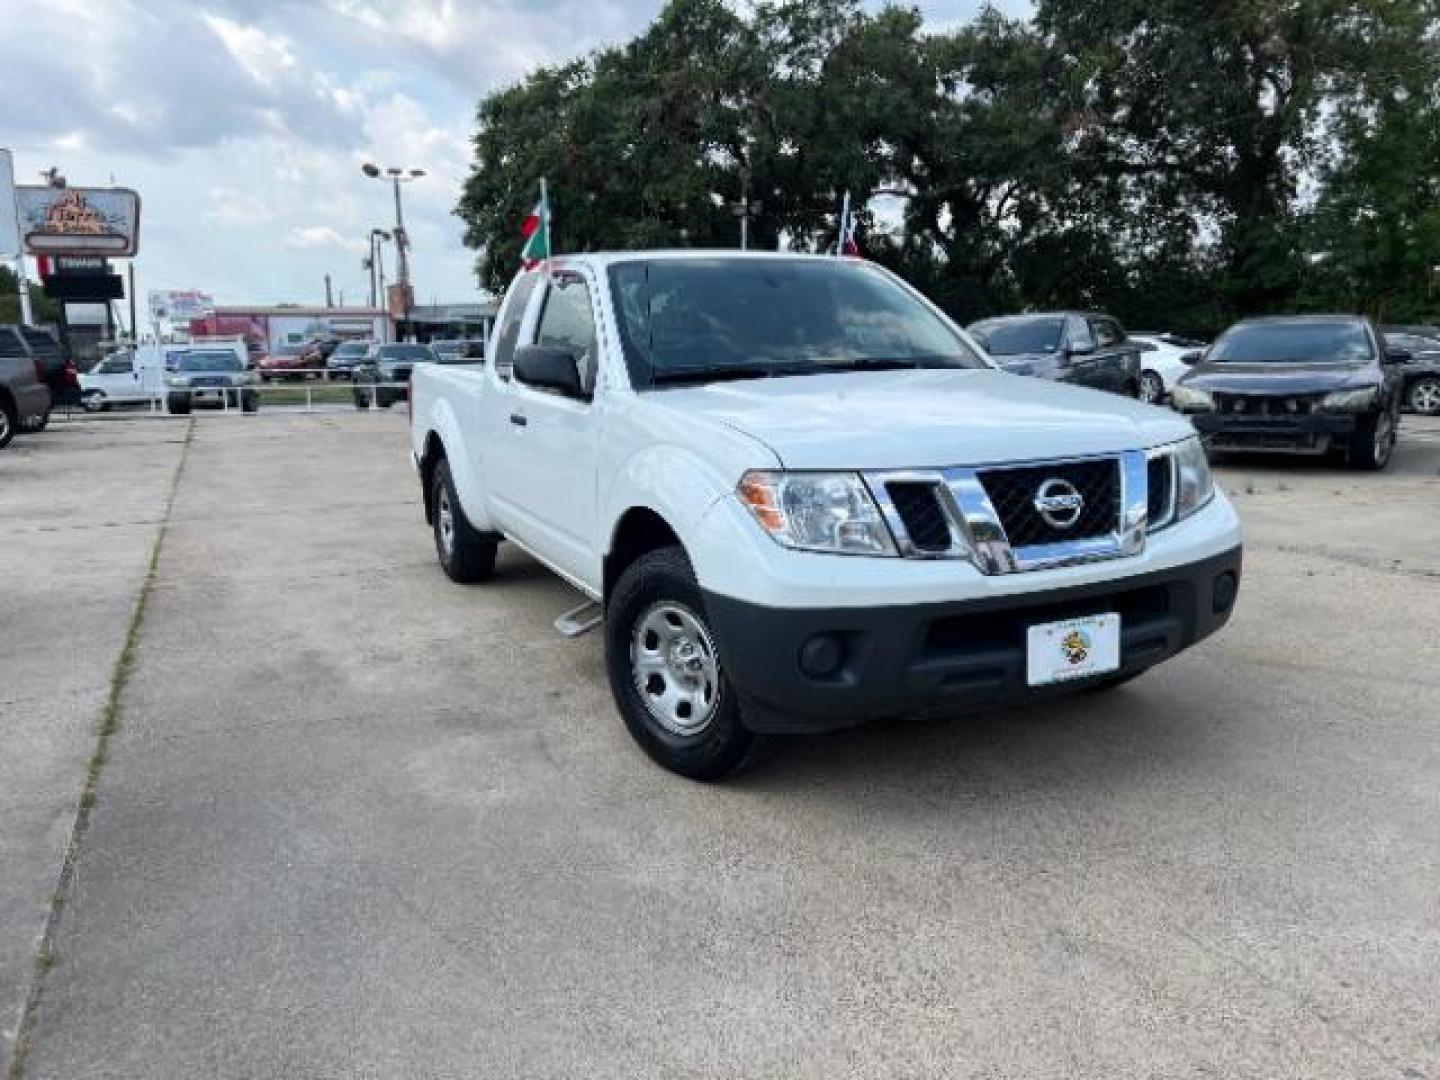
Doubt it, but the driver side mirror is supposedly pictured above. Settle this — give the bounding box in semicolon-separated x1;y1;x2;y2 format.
1180;350;1203;366
1384;347;1412;364
513;344;585;399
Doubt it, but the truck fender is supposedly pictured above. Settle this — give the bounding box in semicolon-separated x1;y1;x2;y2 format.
421;396;498;534
600;442;773;596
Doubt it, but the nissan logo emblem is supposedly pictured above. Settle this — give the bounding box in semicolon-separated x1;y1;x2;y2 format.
1033;478;1085;529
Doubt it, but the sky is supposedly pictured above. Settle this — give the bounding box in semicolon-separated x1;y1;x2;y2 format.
0;0;1021;317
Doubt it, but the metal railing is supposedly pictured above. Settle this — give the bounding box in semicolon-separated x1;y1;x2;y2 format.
73;377;414;418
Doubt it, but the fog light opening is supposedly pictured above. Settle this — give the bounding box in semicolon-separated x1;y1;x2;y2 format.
1212;571;1238;614
798;634;845;679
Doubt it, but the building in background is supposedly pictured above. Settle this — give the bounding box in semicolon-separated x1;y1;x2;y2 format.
188;306;388;361
408;302;496;344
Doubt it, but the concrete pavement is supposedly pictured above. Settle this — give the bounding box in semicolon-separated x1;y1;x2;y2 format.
5;411;1440;1078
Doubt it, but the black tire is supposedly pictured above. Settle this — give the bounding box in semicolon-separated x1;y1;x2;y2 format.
604;546;758;781
242;392;259;414
167;394;192;416
1407;375;1440;416
20;410;50;433
1349;407;1397;471
431;459;497;583
0;396;16;449
375;391;393;409
83;390;107;413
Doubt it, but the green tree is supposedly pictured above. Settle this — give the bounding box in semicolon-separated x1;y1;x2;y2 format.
0;264;61;326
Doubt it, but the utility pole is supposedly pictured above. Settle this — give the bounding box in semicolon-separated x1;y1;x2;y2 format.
361;164;423;332
324;272;334;308
127;263;137;342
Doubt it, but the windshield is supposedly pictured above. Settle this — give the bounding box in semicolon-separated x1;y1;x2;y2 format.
968;317;1064;356
178;351;243;372
608;258;984;385
333;343;368;357
378;345;433;361
1208;321;1374;364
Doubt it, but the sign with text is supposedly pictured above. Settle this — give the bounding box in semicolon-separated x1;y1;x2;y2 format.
149;289;214;322
0;149;19;256
15;185;141;256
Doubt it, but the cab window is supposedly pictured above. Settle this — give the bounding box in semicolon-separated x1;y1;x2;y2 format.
491;274;541;380
1091;318;1123;348
533;273;598;394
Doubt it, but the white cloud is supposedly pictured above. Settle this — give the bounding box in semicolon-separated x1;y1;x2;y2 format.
286;226;366;253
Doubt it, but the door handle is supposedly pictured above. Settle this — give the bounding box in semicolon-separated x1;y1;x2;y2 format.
509;413;528;427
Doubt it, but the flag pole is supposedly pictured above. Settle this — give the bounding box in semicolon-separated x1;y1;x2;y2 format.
540;177;552;269
837;191;851;258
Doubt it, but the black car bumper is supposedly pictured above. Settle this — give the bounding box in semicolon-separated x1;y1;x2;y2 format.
703;547;1243;734
1190;412;1356;452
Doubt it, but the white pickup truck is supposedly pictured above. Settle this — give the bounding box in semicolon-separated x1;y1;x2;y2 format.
410;252;1242;779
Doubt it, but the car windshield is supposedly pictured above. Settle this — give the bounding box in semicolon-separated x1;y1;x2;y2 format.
968;318;1064;356
179;351;242;372
333;343;368;357
1208;321;1373;364
608;258;984;385
378;345;433;360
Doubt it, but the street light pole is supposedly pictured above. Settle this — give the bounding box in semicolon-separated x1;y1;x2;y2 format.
361;163;424;335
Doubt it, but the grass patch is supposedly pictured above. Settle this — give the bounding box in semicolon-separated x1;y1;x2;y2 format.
259;382;356;407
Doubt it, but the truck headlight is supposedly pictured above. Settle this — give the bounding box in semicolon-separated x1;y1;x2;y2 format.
738;471;897;556
1170;384;1214;412
165;375;188;388
1173;436;1214;521
1321;386;1378;412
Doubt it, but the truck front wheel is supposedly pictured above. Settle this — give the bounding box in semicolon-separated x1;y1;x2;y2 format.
431;459;497;583
605;546;757;781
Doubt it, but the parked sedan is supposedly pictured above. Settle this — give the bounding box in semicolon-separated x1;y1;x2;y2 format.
1380;331;1440;415
1171;315;1405;470
353;343;436;409
1130;333;1207;405
967;312;1141;397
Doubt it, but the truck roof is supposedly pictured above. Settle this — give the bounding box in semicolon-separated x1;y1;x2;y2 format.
534;250;858;271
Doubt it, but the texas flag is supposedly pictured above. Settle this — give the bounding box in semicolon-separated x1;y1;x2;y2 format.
520;181;550;269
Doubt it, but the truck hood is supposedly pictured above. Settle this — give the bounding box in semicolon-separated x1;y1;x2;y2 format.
653;368;1192;469
1180;361;1378;395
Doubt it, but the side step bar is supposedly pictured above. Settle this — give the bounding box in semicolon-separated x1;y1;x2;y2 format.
555;600;603;638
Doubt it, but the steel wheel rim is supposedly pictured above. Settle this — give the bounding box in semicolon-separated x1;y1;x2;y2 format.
631;601;721;736
1412;381;1440;415
1139;372;1163;404
437;487;455;559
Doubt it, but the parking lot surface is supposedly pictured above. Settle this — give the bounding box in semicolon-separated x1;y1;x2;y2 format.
3;412;1439;1078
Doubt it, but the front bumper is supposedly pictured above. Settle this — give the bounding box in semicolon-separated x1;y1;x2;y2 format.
1189;412;1356;453
703;545;1242;733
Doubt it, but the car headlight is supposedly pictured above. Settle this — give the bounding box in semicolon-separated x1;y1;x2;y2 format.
1321;386;1378;412
738;471;897;556
1173;436;1214;521
1170;384;1214;412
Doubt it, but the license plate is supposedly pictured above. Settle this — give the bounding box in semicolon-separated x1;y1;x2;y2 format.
1026;613;1121;687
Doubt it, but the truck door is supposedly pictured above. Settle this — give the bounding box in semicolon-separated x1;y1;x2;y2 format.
500;269;603;586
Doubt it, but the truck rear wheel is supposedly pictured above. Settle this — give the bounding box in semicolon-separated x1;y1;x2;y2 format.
431;459;497;583
605;546;757;781
0;396;16;449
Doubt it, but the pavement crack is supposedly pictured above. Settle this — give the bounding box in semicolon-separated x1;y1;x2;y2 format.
5;418;195;1080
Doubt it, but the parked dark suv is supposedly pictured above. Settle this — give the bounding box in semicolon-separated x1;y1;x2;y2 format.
967;312;1142;397
1172;315;1405;470
0;326;54;449
353;342;436;409
0;324;79;430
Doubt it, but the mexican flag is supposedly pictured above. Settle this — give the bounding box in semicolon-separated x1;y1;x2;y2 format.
520;181;550;269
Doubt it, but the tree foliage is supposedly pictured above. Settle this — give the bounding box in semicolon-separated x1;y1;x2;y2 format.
0;264;61;327
457;0;1440;333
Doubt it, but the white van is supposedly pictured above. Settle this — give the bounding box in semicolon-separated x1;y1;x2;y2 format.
80;348;167;410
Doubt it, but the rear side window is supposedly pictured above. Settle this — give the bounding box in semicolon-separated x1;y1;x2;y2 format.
0;329;24;358
21;328;61;357
1091;318;1123;348
491;274;541;379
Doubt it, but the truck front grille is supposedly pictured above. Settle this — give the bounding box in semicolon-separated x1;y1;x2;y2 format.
884;481;952;553
976;459;1120;547
1214;392;1324;416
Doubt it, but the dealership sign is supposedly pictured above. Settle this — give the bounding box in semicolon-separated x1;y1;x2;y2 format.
15;185;141;256
150;290;215;321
